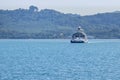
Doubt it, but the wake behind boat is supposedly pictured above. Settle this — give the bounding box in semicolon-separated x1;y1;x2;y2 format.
71;26;88;43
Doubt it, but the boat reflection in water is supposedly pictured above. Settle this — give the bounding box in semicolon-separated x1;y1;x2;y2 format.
71;26;88;43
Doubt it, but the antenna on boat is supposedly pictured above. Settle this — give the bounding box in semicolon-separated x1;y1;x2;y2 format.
77;26;84;32
78;26;81;30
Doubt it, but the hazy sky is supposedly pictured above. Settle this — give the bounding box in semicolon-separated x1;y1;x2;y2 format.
0;0;120;15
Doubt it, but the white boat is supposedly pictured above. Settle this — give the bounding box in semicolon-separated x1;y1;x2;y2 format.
71;26;88;43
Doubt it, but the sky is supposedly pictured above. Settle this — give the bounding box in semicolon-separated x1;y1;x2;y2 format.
0;0;120;15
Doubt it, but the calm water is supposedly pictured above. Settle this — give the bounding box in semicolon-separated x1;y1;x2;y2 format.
0;39;120;80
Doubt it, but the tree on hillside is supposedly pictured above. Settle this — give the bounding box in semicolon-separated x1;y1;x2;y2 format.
29;5;38;12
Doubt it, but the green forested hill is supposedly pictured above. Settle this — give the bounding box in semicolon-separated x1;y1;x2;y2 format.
0;6;120;39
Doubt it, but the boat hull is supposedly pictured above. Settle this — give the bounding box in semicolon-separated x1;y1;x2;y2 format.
70;40;86;43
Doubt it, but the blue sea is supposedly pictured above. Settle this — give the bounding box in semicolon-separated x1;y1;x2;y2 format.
0;39;120;80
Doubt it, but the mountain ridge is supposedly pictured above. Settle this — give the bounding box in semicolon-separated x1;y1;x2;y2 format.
0;6;120;39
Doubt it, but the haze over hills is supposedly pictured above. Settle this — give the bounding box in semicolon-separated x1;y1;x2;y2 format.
0;5;120;39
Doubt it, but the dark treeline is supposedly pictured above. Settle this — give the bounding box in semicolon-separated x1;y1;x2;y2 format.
0;5;120;39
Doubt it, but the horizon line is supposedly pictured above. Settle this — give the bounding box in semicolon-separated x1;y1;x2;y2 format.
0;6;120;16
